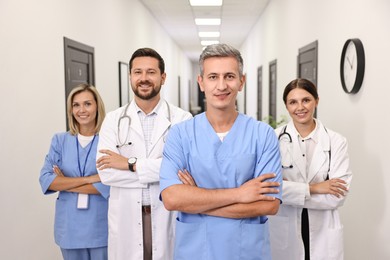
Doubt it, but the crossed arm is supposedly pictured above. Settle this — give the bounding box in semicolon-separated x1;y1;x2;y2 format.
161;170;281;219
48;165;101;194
309;178;348;198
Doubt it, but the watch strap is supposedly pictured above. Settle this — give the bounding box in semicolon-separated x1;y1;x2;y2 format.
128;157;137;172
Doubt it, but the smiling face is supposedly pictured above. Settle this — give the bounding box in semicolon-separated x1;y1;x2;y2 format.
72;90;97;132
198;56;244;112
130;56;166;101
285;87;319;126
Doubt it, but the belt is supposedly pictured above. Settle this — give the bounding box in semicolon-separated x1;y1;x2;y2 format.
142;205;151;214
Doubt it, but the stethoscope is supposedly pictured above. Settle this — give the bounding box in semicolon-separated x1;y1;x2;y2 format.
116;100;171;148
278;125;331;178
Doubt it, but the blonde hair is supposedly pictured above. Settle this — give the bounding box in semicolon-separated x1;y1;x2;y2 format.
66;83;106;135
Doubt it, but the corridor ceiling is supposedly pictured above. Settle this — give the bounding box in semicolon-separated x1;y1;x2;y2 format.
140;0;270;61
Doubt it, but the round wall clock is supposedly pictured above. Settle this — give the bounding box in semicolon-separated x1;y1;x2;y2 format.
340;38;365;94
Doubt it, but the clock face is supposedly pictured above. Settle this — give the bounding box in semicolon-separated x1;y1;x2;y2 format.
343;41;358;92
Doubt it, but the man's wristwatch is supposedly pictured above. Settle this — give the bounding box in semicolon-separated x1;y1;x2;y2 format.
128;157;137;172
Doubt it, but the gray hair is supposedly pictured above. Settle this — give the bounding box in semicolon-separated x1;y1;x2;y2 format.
198;43;244;77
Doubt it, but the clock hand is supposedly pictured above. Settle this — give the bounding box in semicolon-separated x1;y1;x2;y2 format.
346;56;353;69
351;55;355;69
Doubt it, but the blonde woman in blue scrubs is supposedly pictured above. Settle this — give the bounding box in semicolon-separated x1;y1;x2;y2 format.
40;84;109;260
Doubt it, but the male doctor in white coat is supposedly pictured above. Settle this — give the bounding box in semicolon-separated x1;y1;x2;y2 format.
96;48;192;260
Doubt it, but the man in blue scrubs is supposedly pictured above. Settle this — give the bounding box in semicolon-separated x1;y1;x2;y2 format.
160;43;283;260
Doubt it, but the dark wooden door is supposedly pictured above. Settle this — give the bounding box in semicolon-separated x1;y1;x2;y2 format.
269;60;277;120
298;40;318;116
298;40;318;86
64;37;95;97
63;37;95;128
257;66;263;121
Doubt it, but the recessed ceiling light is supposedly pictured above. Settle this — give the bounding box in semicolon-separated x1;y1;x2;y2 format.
199;32;220;37
195;18;221;25
189;0;223;6
201;40;220;46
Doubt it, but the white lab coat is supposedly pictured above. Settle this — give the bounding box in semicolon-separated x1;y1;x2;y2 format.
269;119;352;260
97;99;192;260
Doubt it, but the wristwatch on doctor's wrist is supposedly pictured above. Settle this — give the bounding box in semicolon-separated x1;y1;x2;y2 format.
128;157;137;172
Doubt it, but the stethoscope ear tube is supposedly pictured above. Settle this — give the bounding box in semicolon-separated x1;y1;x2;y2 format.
116;101;171;148
278;125;332;173
278;125;292;143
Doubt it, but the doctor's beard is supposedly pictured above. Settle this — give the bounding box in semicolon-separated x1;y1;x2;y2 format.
132;80;162;100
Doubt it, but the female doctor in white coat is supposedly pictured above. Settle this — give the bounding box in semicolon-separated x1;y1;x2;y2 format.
269;78;352;260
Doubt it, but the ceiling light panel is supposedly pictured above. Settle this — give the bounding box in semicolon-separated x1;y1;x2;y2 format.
201;40;220;46
195;18;221;25
198;32;220;37
189;0;223;6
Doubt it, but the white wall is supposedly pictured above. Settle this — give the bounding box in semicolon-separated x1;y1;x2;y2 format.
240;0;390;259
1;0;389;259
0;0;191;259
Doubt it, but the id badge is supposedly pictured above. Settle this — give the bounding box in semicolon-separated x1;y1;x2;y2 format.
77;194;89;209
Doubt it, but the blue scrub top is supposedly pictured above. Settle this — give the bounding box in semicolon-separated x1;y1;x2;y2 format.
160;113;282;260
39;132;110;249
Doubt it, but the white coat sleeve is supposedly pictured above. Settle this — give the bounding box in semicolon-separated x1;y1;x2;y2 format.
97;111;146;189
136;157;162;184
304;133;352;210
135;109;192;185
281;180;310;206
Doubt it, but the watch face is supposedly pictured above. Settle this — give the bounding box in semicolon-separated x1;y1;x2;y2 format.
343;41;358;92
128;157;137;164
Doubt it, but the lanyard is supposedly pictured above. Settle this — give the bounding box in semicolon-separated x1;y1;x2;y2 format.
76;135;96;177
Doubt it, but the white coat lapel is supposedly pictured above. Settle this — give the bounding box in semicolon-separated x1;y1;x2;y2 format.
292;136;307;180
285;122;307;180
150;101;171;153
307;123;330;183
128;101;144;138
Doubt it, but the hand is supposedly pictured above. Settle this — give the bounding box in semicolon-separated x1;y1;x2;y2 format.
53;165;64;177
178;169;197;186
97;149;128;170
236;173;280;204
310;178;348;198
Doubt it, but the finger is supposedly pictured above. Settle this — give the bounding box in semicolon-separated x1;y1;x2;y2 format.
331;187;345;197
336;183;348;192
336;187;346;195
178;171;195;185
99;149;111;155
98;164;109;170
257;173;277;182
182;169;196;185
178;171;186;181
53;166;60;174
260;181;280;188
333;178;346;184
259;195;277;201
260;188;279;194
